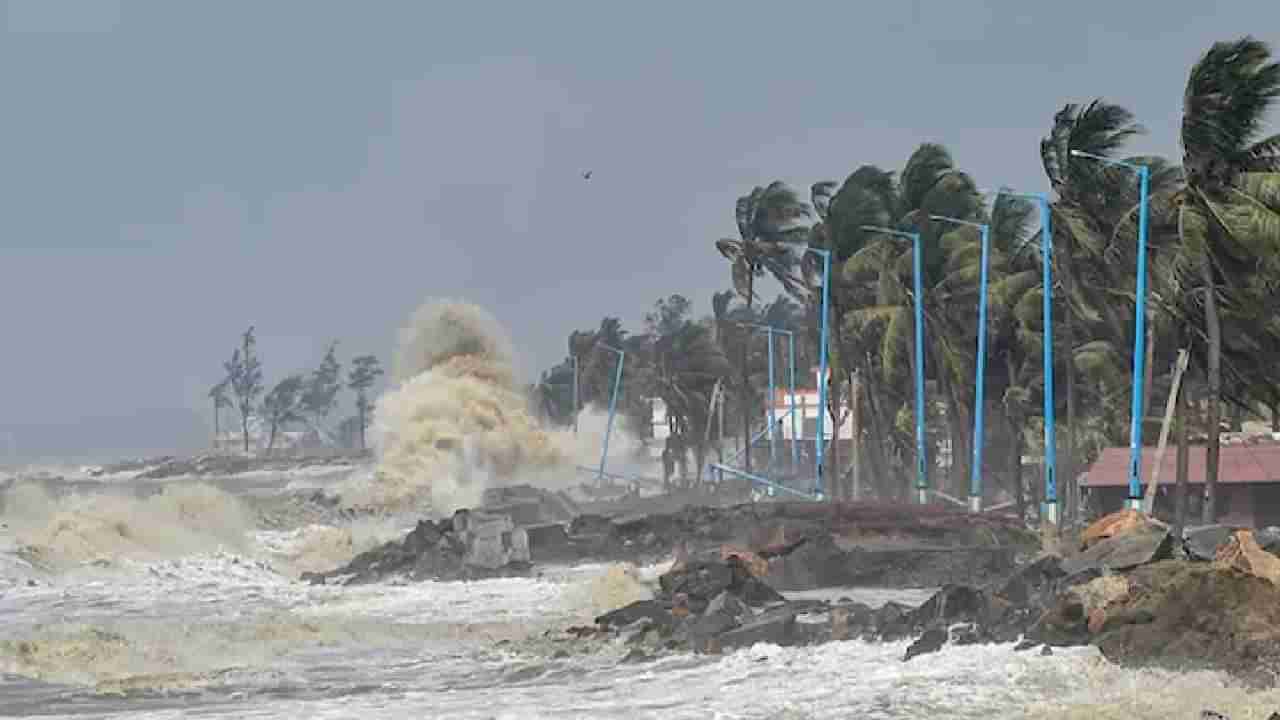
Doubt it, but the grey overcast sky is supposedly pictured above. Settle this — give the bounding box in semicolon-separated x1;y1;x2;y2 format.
1;1;1277;462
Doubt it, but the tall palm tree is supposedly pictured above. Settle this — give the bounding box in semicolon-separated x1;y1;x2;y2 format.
715;182;812;473
1174;36;1280;522
1040;99;1182;521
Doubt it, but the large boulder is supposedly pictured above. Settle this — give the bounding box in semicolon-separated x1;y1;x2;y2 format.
1061;525;1173;577
659;557;784;613
1214;530;1280;585
1081;509;1160;550
1184;525;1240;562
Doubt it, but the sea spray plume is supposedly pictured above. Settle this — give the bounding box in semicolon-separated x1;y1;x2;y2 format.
344;300;568;515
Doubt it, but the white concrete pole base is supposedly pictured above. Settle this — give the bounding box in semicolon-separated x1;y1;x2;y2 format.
968;495;982;514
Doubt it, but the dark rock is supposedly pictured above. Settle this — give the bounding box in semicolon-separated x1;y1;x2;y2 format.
1029;594;1091;647
1184;525;1239;561
570;514;618;539
873;601;913;641
1060;527;1173;577
659;557;784;613
675;608;741;646
904;627;948;660
764;534;851;590
1040;645;1054;656
595;600;673;631
705;591;750;623
525;523;571;560
995;554;1065;607
718;608;799;651
1255;528;1280;556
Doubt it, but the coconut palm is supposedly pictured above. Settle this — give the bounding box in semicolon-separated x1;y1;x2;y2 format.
1162;36;1280;521
715;182;812;473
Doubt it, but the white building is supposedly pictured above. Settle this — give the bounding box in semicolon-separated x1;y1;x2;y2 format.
763;368;854;441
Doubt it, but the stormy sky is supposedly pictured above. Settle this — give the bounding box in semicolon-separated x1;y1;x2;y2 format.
1;0;1276;462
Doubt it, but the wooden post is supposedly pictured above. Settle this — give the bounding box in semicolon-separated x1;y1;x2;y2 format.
1143;349;1190;515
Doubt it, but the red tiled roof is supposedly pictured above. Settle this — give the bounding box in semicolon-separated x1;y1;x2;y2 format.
1083;444;1280;487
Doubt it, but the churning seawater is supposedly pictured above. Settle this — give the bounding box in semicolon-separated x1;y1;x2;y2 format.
3;479;1280;719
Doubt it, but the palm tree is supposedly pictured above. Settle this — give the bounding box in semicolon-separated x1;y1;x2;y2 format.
650;319;732;487
1040;99;1182;522
1172;36;1280;522
715;181;812;473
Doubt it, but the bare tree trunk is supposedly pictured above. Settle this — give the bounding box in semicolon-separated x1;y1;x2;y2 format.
1272;400;1280;433
213;399;220;451
1201;267;1222;525
1173;372;1190;544
242;411;250;453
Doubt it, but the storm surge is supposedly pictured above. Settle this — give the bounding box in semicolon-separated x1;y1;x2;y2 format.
1;482;251;571
339;299;571;516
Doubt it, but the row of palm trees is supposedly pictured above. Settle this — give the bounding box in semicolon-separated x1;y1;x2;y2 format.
711;36;1280;524
538;36;1280;524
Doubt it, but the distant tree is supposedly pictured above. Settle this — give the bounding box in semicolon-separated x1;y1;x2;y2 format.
208;378;232;450
260;374;306;452
347;355;384;450
224;326;264;453
301;342;343;434
644;294;693;337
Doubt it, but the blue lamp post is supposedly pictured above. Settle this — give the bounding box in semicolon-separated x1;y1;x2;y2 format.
745;323;800;476
860;226;928;504
803;247;832;500
1070;150;1151;511
930;215;991;514
595;342;625;485
991;189;1057;526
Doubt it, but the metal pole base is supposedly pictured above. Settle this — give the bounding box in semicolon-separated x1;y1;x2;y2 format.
968;495;982;514
916;488;928;505
1124;497;1143;511
1041;501;1059;526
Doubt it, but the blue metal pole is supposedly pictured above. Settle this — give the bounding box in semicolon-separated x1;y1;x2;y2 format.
1069;150;1153;513
815;249;831;499
910;231;928;505
972;223;991;513
1126;166;1151;509
767;328;777;474
1039;196;1058;525
788;331;798;475
597;346;625;485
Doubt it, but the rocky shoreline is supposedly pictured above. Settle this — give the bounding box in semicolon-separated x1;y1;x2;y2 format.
568;509;1280;694
302;492;1280;702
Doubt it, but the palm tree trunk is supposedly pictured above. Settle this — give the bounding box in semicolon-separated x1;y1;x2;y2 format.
826;374;843;498
1271;400;1280;433
1173;370;1190;543
242;411;250;454
1201;265;1222;524
1011;417;1026;523
850;371;862;501
859;355;893;497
